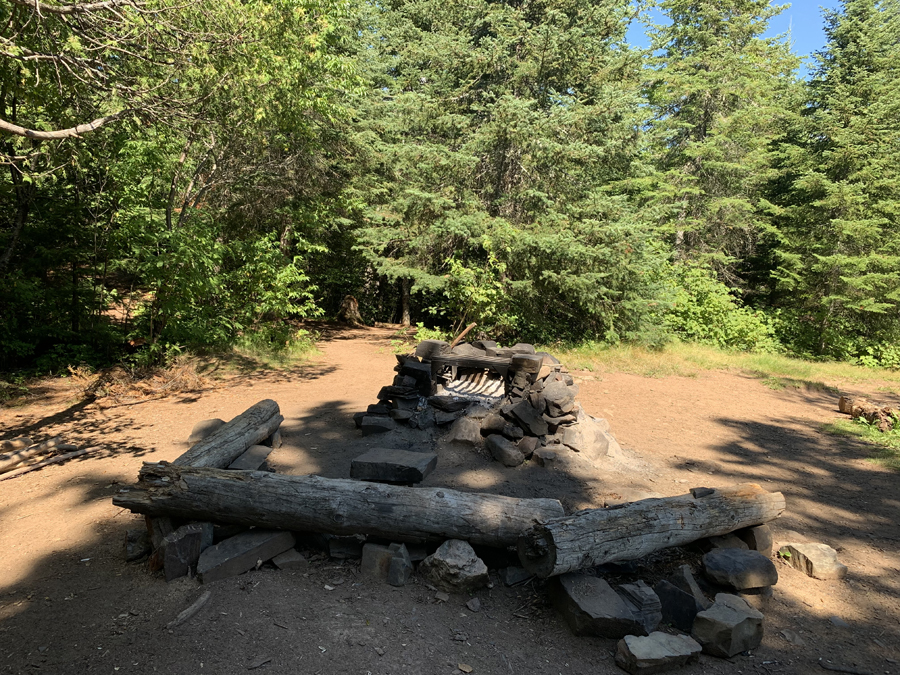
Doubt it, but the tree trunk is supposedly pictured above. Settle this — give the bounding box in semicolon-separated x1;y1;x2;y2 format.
517;484;785;578
400;278;411;326
113;463;566;547
173;399;283;468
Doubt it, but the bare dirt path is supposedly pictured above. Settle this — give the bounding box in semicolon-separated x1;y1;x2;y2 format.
0;326;897;675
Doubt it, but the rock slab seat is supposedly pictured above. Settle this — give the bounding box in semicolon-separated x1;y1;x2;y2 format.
350;448;437;484
703;548;778;590
778;542;847;580
419;540;488;592
550;574;646;639
197;530;295;584
615;632;702;675
691;593;764;658
228;445;273;471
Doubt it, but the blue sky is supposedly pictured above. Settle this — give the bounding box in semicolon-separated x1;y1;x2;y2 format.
626;0;843;76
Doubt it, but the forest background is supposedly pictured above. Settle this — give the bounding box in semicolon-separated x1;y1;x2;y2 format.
1;0;899;374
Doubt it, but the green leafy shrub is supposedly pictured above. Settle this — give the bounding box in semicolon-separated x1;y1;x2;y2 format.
664;263;779;352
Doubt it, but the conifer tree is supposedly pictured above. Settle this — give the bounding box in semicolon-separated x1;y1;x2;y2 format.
644;0;799;283
771;0;900;362
349;0;665;341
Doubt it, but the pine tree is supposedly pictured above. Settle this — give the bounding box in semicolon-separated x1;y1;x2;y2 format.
348;0;666;341
644;0;800;284
771;0;900;362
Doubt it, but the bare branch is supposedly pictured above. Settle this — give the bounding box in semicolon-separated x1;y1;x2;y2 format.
0;110;131;139
8;0;139;16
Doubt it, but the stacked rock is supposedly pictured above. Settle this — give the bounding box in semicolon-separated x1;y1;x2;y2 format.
354;337;620;469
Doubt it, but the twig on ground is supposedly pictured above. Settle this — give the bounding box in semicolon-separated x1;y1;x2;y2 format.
166;591;211;630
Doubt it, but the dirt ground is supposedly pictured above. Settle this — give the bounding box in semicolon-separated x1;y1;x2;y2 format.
0;326;898;675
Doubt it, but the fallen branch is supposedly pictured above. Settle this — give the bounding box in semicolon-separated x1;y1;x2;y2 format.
819;661;874;675
449;322;477;349
166;590;211;629
0;448;91;481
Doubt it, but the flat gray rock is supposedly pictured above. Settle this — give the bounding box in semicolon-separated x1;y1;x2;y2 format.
551;574;645;638
669;565;711;609
187;418;226;444
500;566;533;586
160;523;204;582
517;436;539;459
533;449;557;466
618;581;662;634
419;540;488;593
387;543;413;587
328;535;365;559
778;542;847;580
737;524;774;558
361;543;395;581
691;593;764;658
446;416;482;445
228;444;273;471
707;533;749;550
428;396;470;413
562;425;586;452
508;400;549;436
542;380;577;416
198;530;295;584
615;632;702;675
480;413;506;435
125;528;151;562
272;549;307;570
350;447;437;484
485;434;525;467
654;580;705;632
703;548;778;590
361;416;397;436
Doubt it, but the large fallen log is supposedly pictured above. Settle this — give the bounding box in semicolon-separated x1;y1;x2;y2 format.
517;484;785;578
173;399;283;468
113;462;565;547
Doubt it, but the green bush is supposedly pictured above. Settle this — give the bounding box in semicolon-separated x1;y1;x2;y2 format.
663;263;780;352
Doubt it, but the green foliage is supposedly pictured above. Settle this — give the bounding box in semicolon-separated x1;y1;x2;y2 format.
663;263;780;351
823;418;900;471
769;0;900;362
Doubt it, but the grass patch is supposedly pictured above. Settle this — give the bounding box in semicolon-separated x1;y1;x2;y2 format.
555;341;900;393
822;419;900;471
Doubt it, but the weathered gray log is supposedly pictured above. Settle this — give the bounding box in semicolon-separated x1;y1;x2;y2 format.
174;399;283;468
517;484;785;578
113;462;565;547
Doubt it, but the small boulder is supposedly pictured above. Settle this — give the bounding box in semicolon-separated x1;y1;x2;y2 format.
669;565;711;609
517;436;539;459
361;543;395;581
187;418;226;444
542;380;577;416
197;530;295;584
706;533;749;551
778;542;847;580
533;448;557;466
618;581;662;634
272;549;307;570
387;543;414;587
550;574;646;638
562;425;586;452
228;444;273;471
485;435;525;467
703;548;778;591
615;632;702;675
419;540;489;592
158;523;204;582
480;413;506;435
350;447;437;484
653;580;705;632
125;528;151;562
447;416;482;445
361;416;397;436
691;593;764;658
499;566;533;586
508;400;549;436
736;524;774;558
